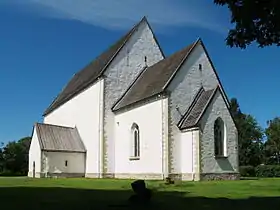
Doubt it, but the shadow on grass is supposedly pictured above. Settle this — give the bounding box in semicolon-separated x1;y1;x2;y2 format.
0;186;279;210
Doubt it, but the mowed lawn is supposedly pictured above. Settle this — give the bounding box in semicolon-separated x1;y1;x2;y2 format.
0;177;280;210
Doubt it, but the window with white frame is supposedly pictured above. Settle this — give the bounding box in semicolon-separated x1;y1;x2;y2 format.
131;123;140;158
214;117;226;157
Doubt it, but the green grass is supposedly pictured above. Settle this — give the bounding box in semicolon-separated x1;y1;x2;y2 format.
0;177;280;209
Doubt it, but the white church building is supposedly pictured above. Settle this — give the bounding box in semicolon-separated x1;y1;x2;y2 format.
28;17;239;181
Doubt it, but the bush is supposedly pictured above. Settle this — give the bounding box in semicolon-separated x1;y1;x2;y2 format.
255;165;280;177
0;170;26;177
239;165;256;177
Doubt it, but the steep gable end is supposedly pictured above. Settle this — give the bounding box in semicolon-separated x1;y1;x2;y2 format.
112;38;232;112
43;17;150;116
198;40;230;108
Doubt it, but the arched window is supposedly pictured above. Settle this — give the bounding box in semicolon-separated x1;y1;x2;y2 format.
131;123;140;158
214;117;226;156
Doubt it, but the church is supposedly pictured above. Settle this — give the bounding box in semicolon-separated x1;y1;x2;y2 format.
28;17;239;181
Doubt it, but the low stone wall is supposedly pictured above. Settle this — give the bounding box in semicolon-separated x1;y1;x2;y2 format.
200;173;240;181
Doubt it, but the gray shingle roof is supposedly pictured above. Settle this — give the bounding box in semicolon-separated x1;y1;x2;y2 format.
43;17;150;116
35;123;86;153
112;41;197;111
178;87;216;130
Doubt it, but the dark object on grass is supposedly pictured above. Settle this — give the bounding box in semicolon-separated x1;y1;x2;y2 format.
128;180;152;204
165;177;174;185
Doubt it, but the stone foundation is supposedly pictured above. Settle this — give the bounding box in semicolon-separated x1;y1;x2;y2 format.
114;173;164;180
39;173;85;178
200;173;240;181
103;173;115;179
27;171;43;178
29;171;239;181
85;173;101;178
169;173;195;181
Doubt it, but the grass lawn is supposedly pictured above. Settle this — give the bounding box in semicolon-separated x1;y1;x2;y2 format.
0;177;280;210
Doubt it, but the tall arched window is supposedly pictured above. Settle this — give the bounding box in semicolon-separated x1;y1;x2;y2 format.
214;117;226;156
131;123;140;158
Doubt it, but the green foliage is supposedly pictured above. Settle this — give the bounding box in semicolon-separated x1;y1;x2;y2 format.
255;165;280;177
239;165;256;177
0;137;31;176
229;98;264;166
240;165;280;177
265;117;280;164
214;0;280;48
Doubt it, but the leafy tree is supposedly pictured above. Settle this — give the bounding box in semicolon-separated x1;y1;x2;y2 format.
229;98;264;166
1;137;31;175
214;0;280;48
265;117;280;164
0;142;4;172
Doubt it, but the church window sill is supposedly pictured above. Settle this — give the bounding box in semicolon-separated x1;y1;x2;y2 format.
129;157;140;161
214;155;228;159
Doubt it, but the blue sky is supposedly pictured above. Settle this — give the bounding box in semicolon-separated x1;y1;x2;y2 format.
0;0;279;143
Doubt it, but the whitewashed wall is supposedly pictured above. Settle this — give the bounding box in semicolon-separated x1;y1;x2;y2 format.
28;129;41;178
103;21;164;175
180;131;194;174
44;79;104;177
43;151;85;174
114;100;164;179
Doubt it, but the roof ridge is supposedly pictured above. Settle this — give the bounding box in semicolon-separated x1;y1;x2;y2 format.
179;86;218;130
177;86;205;128
192;86;219;126
36;122;75;129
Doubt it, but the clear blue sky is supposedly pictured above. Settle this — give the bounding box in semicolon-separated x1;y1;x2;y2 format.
0;0;279;143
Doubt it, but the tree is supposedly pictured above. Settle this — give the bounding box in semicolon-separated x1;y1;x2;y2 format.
229;98;264;166
214;0;280;48
265;117;280;164
0;142;4;172
2;137;31;174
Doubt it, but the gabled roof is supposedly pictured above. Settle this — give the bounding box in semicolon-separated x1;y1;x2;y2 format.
112;38;231;112
178;87;216;130
34;123;86;153
44;16;160;116
112;41;197;111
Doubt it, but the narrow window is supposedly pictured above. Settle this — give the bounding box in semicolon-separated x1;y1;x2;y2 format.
199;64;202;71
214;117;226;157
126;49;130;66
199;64;203;85
144;56;147;66
131;123;140;158
65;160;68;167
